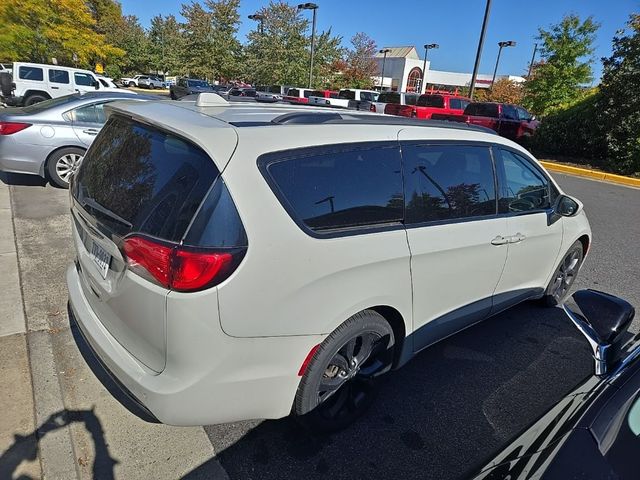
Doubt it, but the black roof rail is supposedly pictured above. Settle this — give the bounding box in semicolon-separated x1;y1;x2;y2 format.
270;111;497;134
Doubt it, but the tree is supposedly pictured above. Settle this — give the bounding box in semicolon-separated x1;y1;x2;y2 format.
181;2;214;79
148;15;185;76
243;1;309;86
311;29;344;88
108;15;151;75
484;78;524;104
523;14;599;115
599;14;640;174
338;32;378;89
0;0;123;68
206;0;242;82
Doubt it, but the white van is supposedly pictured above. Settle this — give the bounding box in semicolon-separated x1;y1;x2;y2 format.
1;62;136;106
309;88;378;109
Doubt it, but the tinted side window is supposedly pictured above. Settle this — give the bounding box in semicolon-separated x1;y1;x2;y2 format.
465;103;499;118
449;98;461;110
19;66;44;81
267;146;403;233
49;69;70;84
497;149;550;213
74;73;95;86
502;104;518;120
405;94;418;106
288;88;300;97
418;95;444;108
404;144;496;224
517;107;532;121
378;92;400;104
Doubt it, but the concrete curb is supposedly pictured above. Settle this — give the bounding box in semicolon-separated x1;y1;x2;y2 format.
540;160;640;188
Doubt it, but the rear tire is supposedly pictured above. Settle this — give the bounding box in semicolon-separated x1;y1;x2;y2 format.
47;147;85;188
24;94;47;106
293;310;395;433
542;240;584;306
128;81;135;87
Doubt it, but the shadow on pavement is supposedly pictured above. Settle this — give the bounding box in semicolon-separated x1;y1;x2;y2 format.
192;302;593;480
0;408;117;480
0;172;48;187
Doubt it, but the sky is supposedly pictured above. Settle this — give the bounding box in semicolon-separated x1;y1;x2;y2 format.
119;0;638;81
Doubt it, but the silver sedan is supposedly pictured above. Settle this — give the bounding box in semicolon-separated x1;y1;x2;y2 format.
0;92;156;187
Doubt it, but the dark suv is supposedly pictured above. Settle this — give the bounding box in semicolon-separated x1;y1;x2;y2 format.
170;78;215;100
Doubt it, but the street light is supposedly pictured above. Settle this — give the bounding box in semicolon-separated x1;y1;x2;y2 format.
469;0;492;100
420;43;439;93
491;40;516;87
379;48;390;91
248;13;265;34
297;3;318;88
527;43;538;78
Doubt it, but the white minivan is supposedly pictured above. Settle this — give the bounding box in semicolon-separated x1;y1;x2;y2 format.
2;62;135;106
67;96;591;432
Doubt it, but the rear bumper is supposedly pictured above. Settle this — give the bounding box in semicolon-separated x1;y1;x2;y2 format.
66;263;323;426
0;136;47;176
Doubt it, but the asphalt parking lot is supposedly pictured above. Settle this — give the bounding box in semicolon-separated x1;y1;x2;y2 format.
1;171;639;479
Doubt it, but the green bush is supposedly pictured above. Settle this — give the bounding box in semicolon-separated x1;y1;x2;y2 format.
531;92;607;167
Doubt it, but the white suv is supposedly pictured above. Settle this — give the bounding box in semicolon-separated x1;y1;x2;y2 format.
67;95;591;431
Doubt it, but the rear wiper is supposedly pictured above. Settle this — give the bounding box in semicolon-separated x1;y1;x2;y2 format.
81;196;132;228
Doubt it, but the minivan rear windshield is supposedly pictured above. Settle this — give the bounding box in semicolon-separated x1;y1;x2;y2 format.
72;115;219;241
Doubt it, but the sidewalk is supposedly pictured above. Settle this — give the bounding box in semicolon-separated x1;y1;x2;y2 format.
0;180;40;479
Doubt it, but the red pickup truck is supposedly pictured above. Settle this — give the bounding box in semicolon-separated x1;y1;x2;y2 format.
385;93;471;119
431;102;539;142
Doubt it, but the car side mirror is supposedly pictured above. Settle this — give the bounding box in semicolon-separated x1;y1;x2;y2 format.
93;80;100;90
562;290;635;376
557;195;579;217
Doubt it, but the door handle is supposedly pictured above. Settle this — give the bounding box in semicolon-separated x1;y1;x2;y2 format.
83;129;99;135
491;235;509;246
509;233;526;244
51;86;59;90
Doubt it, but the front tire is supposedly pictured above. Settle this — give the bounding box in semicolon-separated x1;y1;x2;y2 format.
47;147;85;188
542;240;584;306
128;81;135;87
293;310;395;433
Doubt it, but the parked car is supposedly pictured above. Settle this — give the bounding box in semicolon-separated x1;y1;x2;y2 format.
227;87;257;97
0;62;135;107
308;89;377;109
96;75;120;89
169;78;215;100
432;102;539;142
255;91;282;103
470;289;639;480
120;75;146;88
369;91;419;114
67;96;590;433
0;92;155;187
386;93;471;119
282;87;329;104
137;76;166;89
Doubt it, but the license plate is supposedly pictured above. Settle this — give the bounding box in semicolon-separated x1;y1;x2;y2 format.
90;241;111;279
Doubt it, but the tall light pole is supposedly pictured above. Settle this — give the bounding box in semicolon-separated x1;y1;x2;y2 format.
248;13;265;34
379;48;390;91
298;3;318;88
491;40;516;87
527;42;538;77
420;43;439;93
469;0;492;100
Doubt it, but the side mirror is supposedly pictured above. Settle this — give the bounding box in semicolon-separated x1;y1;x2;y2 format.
562;290;635;376
557;195;579;217
93;80;100;90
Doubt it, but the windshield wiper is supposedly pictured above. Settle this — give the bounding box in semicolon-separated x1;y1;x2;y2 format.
81;196;132;228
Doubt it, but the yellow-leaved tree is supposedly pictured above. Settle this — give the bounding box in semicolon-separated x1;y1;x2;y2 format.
0;0;124;68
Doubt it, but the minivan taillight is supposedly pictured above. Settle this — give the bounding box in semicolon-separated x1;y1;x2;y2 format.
0;122;31;135
123;235;244;292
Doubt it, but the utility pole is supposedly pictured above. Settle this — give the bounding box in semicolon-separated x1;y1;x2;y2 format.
469;0;492;100
379;48;390;91
298;3;319;88
527;43;538;77
491;40;516;88
420;43;439;93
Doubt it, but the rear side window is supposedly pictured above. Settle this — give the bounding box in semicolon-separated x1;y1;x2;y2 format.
405;94;418;106
71;103;107;124
339;90;356;100
502;104;518;120
74;73;95;87
49;69;70;84
417;95;444;108
72;115;219;241
465;103;499;118
19;66;43;81
360;91;377;101
403;144;497;224
288;88;300;97
449;98;469;110
377;92;400;104
265;145;403;233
